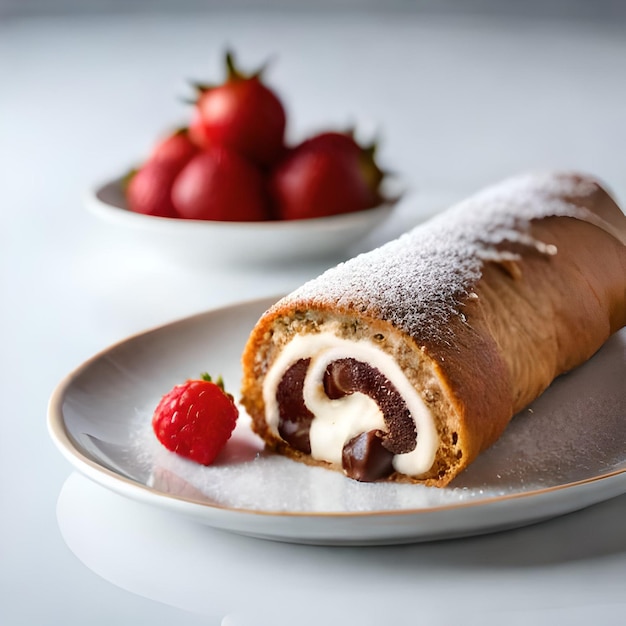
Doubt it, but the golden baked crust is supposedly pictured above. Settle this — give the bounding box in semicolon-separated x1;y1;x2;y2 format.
240;172;626;486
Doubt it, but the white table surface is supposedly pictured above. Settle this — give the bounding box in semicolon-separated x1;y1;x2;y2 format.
2;8;626;625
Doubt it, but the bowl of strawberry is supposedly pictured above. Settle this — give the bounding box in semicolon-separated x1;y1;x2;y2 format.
87;51;399;265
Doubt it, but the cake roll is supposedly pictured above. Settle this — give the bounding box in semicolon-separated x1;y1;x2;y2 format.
240;172;626;486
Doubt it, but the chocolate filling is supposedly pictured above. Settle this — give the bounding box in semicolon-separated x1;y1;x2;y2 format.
276;356;416;481
342;430;395;482
324;358;416;455
276;358;314;453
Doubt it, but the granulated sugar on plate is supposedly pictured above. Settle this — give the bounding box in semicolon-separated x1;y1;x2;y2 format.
129;326;625;514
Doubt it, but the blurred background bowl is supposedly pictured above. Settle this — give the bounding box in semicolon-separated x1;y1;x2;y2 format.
86;176;399;267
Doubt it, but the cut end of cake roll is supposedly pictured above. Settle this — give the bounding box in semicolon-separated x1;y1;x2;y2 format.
241;308;479;486
240;171;626;487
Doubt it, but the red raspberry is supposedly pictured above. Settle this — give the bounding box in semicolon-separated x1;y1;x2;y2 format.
152;373;239;465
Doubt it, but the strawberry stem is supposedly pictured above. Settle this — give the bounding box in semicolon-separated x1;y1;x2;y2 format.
225;50;241;81
189;80;213;94
121;167;138;190
224;49;269;81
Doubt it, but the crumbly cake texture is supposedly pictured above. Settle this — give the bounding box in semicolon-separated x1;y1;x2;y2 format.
240;171;626;486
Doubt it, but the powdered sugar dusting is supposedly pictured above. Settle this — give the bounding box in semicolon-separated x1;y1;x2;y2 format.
279;172;602;342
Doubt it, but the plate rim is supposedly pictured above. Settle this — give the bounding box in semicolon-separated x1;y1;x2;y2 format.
47;295;626;524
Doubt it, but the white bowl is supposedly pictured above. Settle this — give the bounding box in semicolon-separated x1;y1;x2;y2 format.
86;177;398;266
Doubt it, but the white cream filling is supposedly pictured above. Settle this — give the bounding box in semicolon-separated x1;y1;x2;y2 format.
263;330;439;477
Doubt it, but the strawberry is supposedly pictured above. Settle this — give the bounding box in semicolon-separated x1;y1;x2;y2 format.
126;160;180;218
126;128;198;218
188;109;212;150
295;131;385;194
190;50;286;168
171;146;271;221
152;373;239;465
149;127;199;168
270;132;381;220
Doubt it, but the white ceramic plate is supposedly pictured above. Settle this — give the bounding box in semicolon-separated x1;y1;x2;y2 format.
48;296;626;545
86;177;398;266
